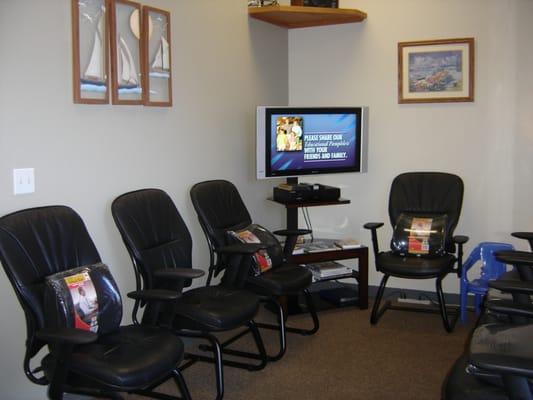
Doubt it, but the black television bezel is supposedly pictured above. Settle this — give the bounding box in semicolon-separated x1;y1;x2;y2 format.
264;107;364;178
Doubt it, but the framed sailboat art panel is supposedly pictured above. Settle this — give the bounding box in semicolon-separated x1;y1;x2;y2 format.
142;6;172;107
71;0;110;104
110;0;143;105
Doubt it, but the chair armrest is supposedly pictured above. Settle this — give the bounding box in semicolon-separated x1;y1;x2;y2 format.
364;222;384;230
273;229;312;237
453;235;469;245
153;268;205;280
489;279;533;295
511;232;533;242
494;250;533;266
363;222;384;257
36;327;98;345
486;299;533;319
273;229;311;259
127;289;181;302
217;243;267;255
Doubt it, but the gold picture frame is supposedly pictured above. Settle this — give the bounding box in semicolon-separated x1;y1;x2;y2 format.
398;38;475;104
109;0;143;105
71;0;110;104
142;6;172;107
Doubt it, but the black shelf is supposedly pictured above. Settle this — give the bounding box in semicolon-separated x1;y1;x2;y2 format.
268;197;351;208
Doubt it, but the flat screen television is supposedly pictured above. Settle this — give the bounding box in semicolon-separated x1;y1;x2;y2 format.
256;106;368;179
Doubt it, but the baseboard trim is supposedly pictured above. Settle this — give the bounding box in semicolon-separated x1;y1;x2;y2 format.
309;280;470;306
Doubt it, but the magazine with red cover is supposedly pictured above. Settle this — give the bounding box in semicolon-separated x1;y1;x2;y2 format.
231;229;273;273
64;271;99;332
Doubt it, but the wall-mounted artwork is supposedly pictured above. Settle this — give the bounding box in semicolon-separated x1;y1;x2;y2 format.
110;0;143;105
71;0;110;104
142;6;172;106
398;38;475;104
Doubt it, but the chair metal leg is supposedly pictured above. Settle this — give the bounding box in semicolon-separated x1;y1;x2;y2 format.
370;274;390;325
436;277;459;333
172;369;192;400
179;331;224;400
255;297;287;361
198;321;269;371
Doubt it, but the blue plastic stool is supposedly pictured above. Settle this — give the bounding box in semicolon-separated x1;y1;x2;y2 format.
460;242;514;323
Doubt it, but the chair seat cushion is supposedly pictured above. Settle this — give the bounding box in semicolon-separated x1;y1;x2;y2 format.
172;286;260;331
245;263;312;296
376;251;456;278
43;325;184;390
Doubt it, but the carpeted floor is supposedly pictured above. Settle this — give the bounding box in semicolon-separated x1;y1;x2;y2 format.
132;304;475;400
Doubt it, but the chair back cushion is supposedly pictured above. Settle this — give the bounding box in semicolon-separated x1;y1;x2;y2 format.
391;213;447;257
44;263;122;334
190;180;253;250
389;172;463;253
0;206;102;357
227;224;283;275
112;189;193;289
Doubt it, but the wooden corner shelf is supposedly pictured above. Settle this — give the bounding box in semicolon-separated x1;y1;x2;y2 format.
248;5;367;29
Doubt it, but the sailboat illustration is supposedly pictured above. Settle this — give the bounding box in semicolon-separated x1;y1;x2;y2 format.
118;36;139;89
150;36;170;78
81;15;106;87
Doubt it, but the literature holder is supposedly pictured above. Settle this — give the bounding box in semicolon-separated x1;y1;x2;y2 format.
268;178;368;313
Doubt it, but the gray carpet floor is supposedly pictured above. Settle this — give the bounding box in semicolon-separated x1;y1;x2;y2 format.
133;304;475;400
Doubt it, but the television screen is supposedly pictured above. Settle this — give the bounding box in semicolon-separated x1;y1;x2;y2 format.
256;106;368;179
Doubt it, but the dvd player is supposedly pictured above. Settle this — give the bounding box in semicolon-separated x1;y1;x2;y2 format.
273;183;340;203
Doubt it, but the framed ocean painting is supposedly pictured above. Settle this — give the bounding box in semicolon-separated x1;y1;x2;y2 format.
71;0;110;104
109;0;143;105
142;6;172;107
398;38;474;104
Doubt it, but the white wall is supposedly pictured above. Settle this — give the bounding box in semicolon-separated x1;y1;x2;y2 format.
289;0;533;293
1;0;532;398
0;1;287;398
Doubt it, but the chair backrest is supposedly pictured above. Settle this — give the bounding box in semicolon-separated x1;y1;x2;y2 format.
111;189;194;291
389;172;464;253
0;206;102;368
190;180;253;251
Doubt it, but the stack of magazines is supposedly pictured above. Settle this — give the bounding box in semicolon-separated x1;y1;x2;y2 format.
291;238;362;254
305;261;354;281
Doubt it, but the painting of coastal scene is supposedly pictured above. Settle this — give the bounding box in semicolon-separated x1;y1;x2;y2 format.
399;38;474;103
408;50;462;93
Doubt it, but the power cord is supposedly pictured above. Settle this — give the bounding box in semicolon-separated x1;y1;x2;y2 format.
301;207;314;242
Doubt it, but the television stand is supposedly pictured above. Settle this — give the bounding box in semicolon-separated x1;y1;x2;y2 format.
268;178;368;312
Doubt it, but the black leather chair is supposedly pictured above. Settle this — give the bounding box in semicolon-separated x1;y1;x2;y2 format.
189;179;318;362
364;172;468;332
444;243;533;400
111;189;267;400
0;206;191;400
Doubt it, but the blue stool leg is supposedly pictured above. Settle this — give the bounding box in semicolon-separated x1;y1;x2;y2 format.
460;283;468;323
474;293;483;316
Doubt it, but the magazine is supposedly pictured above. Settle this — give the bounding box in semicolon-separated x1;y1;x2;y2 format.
334;238;361;249
64;271;99;332
229;229;272;274
302;239;340;253
306;261;353;280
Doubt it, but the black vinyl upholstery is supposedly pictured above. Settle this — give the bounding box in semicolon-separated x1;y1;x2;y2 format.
365;172;467;332
0;206;190;400
444;234;533;400
111;189;260;331
112;188;267;400
190;180;318;362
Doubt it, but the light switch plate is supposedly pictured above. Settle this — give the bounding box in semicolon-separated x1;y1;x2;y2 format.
13;168;35;195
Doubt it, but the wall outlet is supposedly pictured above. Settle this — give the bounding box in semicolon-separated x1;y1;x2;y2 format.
13;168;35;195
